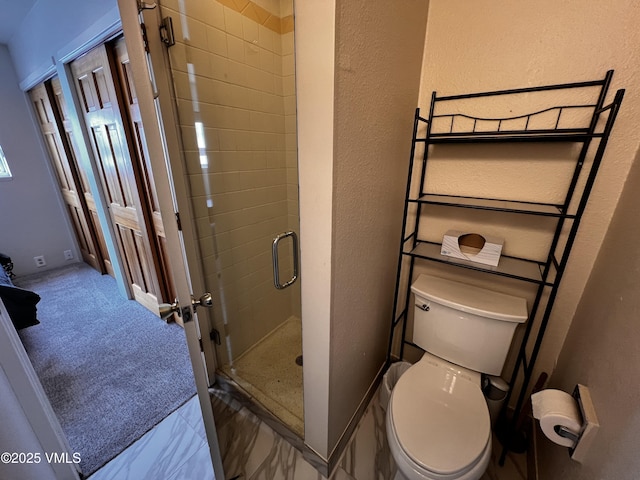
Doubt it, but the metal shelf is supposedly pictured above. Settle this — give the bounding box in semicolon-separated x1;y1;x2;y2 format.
424;131;598;144
404;240;555;286
410;194;570;218
388;69;625;467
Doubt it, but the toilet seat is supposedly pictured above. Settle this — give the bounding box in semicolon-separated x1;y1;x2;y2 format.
388;358;491;478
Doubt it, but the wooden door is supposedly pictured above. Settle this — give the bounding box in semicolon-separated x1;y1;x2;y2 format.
29;81;107;274
112;37;176;311
70;43;164;315
49;77;114;277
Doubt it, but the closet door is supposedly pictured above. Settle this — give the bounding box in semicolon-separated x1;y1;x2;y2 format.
112;37;176;312
70;43;163;315
29;82;106;274
49;77;114;276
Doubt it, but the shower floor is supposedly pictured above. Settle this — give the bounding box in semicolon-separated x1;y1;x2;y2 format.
220;316;304;437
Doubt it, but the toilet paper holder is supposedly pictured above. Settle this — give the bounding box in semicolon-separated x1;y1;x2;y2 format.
532;384;599;462
569;384;599;463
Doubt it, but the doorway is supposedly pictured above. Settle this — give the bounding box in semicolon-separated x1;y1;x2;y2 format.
26;0;305;470
22;35;198;477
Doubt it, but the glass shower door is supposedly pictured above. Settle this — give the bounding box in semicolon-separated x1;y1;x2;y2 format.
157;0;303;435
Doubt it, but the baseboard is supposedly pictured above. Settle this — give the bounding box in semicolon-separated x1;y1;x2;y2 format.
325;363;386;477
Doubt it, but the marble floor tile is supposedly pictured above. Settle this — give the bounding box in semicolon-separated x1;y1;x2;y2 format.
337;391;396;480
166;443;215;480
88;400;206;480
477;435;528;480
90;385;529;480
178;395;208;441
211;387;330;480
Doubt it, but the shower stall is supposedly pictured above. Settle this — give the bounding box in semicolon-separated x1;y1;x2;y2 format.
158;0;303;436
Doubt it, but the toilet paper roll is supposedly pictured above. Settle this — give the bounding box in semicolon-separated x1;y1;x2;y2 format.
531;389;582;448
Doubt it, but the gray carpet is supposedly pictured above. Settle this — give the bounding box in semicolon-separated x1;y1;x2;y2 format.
16;263;197;477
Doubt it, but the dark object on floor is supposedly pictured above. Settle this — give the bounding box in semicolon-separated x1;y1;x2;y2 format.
0;253;40;330
295;354;303;366
0;252;15;278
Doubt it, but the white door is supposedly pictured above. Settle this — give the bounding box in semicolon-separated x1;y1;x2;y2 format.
118;2;225;477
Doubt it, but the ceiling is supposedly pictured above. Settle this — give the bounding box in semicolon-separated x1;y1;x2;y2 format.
0;0;39;44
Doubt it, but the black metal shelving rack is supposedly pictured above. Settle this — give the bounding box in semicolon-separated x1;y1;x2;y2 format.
387;71;624;464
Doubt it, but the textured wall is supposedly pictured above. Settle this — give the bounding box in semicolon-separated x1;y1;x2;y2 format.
537;151;640;479
417;0;640;387
329;0;429;453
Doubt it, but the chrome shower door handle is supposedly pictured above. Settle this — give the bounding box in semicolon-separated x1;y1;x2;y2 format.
272;231;299;290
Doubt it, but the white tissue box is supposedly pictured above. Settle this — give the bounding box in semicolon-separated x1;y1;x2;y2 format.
441;230;503;267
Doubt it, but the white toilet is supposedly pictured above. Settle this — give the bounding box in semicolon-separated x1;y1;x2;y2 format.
386;274;528;480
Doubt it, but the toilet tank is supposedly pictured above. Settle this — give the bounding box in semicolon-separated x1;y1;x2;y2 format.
411;274;528;376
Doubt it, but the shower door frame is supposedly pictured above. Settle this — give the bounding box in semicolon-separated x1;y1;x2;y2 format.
129;0;306;428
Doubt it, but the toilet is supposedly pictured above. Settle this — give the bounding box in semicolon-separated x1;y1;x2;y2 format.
386;274;528;480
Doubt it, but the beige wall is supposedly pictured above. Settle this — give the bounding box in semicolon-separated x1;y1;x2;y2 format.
159;0;299;360
296;0;429;458
296;0;335;456
328;0;429;453
417;0;640;388
537;150;640;479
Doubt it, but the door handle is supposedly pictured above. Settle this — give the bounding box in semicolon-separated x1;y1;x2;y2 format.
159;299;181;321
272;231;299;289
159;292;213;322
192;292;213;311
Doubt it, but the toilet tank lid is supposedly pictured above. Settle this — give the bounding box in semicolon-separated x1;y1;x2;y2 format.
411;274;528;323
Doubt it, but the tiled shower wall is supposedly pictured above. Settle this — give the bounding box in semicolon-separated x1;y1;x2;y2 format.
160;0;299;360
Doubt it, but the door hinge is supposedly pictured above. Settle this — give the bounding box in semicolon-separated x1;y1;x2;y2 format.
210;329;222;346
137;1;157;12
175;212;182;231
140;22;150;53
160;16;175;47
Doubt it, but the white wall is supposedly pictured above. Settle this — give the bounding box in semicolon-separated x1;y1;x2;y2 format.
0;45;76;276
0;367;58;480
417;0;640;388
0;304;78;480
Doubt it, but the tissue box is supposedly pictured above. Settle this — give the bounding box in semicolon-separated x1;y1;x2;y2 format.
441;230;503;267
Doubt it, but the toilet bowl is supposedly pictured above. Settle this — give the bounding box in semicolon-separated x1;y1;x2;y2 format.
386;354;492;480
